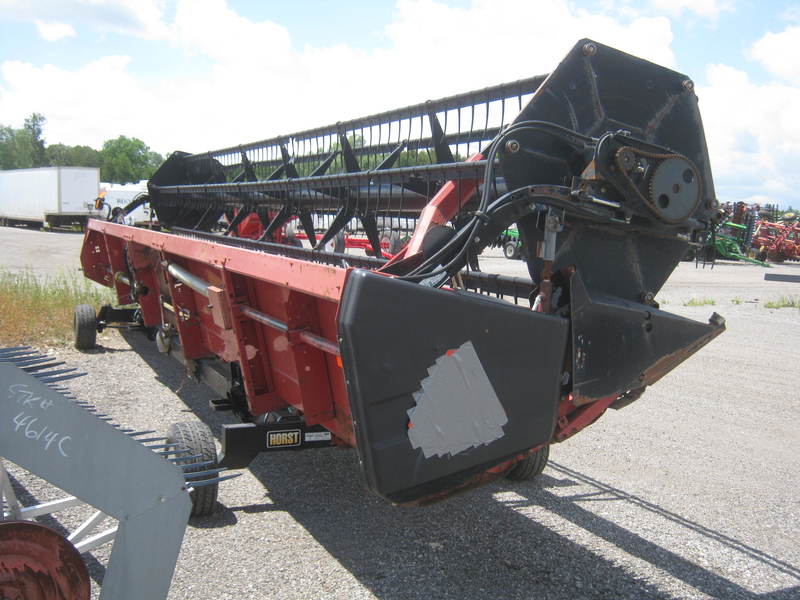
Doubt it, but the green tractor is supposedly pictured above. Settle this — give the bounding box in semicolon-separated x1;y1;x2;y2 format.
500;225;524;260
690;216;770;267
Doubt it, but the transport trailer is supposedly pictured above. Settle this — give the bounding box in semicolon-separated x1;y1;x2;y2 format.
77;40;725;511
0;166;101;229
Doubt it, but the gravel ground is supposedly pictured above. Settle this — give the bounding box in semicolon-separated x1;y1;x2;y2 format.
2;226;799;599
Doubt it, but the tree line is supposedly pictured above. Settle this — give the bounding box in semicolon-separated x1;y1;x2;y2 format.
0;113;164;184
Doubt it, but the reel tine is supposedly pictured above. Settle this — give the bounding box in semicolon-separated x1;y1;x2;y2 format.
178;460;216;471
183;467;229;480
186;473;241;488
126;430;158;437
168;454;204;463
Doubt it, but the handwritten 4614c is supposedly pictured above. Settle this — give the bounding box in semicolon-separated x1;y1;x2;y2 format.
8;383;71;457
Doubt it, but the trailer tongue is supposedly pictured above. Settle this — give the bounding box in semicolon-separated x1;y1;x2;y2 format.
78;39;724;507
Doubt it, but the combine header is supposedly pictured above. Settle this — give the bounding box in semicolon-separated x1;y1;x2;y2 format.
77;40;724;509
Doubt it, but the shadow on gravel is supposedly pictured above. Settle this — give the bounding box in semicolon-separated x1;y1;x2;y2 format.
189;502;239;529
76;344;133;355
120;329;799;600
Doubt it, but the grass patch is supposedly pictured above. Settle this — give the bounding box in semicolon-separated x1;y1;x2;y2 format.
0;269;115;347
731;297;742;305
682;297;716;307
764;296;800;309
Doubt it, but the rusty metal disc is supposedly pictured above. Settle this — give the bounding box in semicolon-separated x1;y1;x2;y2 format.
0;521;90;600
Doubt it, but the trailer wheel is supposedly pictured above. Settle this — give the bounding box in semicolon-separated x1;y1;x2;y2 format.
73;304;97;350
505;445;549;481
166;422;218;517
503;241;520;260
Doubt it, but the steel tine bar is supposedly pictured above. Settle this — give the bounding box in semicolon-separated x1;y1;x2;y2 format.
12;356;57;368
126;430;158;437
187;473;241;488
30;367;78;379
135;436;168;444
157;448;193;456
178;460;216;471
144;443;180;450
168;454;204;463
38;372;86;384
0;345;30;354
183;467;230;479
0;352;41;361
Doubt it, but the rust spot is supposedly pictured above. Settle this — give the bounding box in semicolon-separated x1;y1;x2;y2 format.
642;316;725;385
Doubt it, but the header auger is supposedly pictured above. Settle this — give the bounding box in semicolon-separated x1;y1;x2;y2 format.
78;39;724;507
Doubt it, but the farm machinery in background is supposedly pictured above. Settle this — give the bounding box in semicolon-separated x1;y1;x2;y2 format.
685;202;799;266
74;40;725;512
751;212;799;263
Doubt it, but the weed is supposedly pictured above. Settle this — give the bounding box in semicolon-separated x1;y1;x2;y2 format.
0;269;115;346
764;296;800;309
682;297;716;307
731;298;742;305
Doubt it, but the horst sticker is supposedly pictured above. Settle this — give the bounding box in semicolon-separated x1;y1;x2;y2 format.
267;429;301;448
407;340;508;458
305;431;333;442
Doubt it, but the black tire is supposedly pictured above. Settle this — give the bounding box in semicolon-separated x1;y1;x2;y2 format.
505;445;549;481
503;240;520;260
73;304;97;350
166;422;219;516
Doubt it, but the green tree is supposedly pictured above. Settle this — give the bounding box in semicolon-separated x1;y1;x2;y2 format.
0;125;15;169
100;136;163;183
24;113;47;167
0;113;48;169
46;143;102;168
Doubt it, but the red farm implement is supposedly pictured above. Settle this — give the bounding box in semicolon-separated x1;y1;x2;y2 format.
77;40;725;510
752;217;800;263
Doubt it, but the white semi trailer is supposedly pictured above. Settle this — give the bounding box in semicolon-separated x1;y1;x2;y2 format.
0;166;101;229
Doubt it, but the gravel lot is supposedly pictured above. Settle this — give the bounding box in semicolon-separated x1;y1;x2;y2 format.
2;226;799;599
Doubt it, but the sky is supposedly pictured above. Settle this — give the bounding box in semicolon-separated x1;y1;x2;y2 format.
0;0;798;208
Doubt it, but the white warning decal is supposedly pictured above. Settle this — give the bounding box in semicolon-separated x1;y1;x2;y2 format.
407;341;507;458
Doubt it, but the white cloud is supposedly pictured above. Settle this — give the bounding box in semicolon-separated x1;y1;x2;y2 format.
699;63;800;207
34;20;76;42
649;0;733;20
0;56;160;149
750;25;800;85
0;0;169;39
0;0;679;156
7;0;796;207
